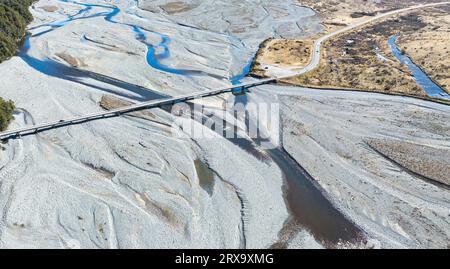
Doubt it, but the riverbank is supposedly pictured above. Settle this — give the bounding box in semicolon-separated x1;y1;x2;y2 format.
250;1;450;102
298;0;447;34
397;5;450;94
260;85;450;248
0;0;326;248
251;39;313;78
388;35;450;99
264;13;433;97
2;0;448;249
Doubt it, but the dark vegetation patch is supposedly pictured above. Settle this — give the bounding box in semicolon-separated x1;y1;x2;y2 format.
0;98;15;131
350;11;376;18
0;0;33;62
0;0;33;131
289;13;431;97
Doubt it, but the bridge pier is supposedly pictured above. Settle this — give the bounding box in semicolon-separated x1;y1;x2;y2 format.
232;86;248;96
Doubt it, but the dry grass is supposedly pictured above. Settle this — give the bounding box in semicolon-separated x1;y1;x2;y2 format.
251;2;450;99
299;0;444;33
283;13;433;97
398;6;450;94
300;0;380;33
252;39;312;77
261;39;312;67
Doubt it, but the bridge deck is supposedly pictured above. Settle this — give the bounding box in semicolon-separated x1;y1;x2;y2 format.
0;77;277;140
2;1;449;141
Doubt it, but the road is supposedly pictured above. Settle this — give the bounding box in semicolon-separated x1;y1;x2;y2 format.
290;1;450;78
1;1;449;140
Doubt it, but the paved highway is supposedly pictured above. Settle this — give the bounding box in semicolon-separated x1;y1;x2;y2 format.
1;1;449;140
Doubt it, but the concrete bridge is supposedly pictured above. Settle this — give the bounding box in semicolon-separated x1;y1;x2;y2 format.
0;77;277;140
2;1;449;141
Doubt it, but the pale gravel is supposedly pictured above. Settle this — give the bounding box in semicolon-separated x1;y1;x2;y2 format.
256;85;450;248
0;0;323;248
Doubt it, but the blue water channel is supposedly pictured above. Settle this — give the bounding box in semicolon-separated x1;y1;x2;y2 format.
388;35;450;100
230;57;254;85
26;0;237;79
20;1;172;101
18;0;365;246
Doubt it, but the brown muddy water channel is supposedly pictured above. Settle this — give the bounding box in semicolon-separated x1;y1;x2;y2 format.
267;147;364;247
185;100;364;248
233;139;364;247
20;0;362;247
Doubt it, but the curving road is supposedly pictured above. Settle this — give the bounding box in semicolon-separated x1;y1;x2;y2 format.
1;1;449;140
290;1;450;78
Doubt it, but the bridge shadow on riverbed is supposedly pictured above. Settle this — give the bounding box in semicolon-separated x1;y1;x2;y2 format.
19;39;168;102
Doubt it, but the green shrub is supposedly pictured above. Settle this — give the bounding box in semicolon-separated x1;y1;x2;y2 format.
0;0;31;130
0;0;33;23
0;32;16;62
0;97;15;131
0;0;33;61
0;5;25;39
